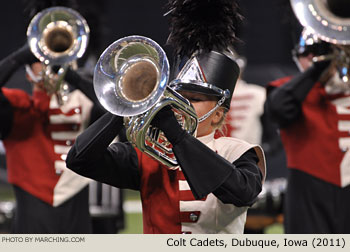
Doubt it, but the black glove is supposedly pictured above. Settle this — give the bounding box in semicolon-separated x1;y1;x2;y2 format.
64;68;96;101
64;67;107;124
0;43;38;85
282;59;331;102
151;105;186;145
311;58;331;73
265;91;301;128
11;44;37;66
265;59;331;128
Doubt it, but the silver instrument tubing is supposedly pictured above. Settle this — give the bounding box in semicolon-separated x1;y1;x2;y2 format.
93;36;198;167
27;6;90;66
291;0;350;45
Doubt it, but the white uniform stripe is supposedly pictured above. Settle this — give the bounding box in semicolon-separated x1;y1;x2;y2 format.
50;114;81;124
179;199;209;212
179;180;191;191
51;131;78;140
54;160;66;174
339;121;350;132
54;145;71;154
50;96;60;109
55;160;66;169
332;97;350;114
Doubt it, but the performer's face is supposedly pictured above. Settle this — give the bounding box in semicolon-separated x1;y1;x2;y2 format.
26;62;45;90
298;53;314;71
26;62;62;94
180;91;225;137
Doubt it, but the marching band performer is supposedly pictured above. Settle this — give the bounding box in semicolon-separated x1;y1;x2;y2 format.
66;0;265;234
0;1;102;233
265;0;350;233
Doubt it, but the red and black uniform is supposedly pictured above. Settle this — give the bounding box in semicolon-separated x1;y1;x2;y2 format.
66;112;265;234
265;62;350;233
0;44;104;233
0;87;94;233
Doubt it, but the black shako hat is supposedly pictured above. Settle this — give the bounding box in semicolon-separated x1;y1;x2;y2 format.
166;0;242;110
169;51;240;109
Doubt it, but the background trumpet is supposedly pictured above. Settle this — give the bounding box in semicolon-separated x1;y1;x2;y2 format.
27;6;89;102
291;0;350;83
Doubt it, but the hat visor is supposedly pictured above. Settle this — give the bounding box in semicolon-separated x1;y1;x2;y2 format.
169;80;224;97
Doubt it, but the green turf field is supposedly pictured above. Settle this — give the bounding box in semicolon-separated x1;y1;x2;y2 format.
119;213;284;234
0;184;283;234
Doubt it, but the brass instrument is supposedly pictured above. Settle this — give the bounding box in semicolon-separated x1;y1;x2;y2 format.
93;35;198;168
27;6;90;102
291;0;350;83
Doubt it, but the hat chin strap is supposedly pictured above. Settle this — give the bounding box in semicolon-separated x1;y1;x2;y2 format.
25;64;43;83
198;95;226;123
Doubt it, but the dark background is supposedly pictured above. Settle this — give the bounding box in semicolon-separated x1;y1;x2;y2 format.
0;0;300;180
0;1;296;233
0;0;300;86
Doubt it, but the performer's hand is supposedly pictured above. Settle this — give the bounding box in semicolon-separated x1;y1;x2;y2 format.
12;43;38;66
313;59;333;85
151;105;185;144
265;89;302;128
64;67;98;102
0;43;38;85
313;58;331;72
64;67;83;87
281;58;332;98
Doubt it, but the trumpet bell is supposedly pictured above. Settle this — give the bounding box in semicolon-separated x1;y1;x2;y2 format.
291;0;350;85
93;35;198;167
291;0;350;45
94;35;169;117
27;6;89;65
